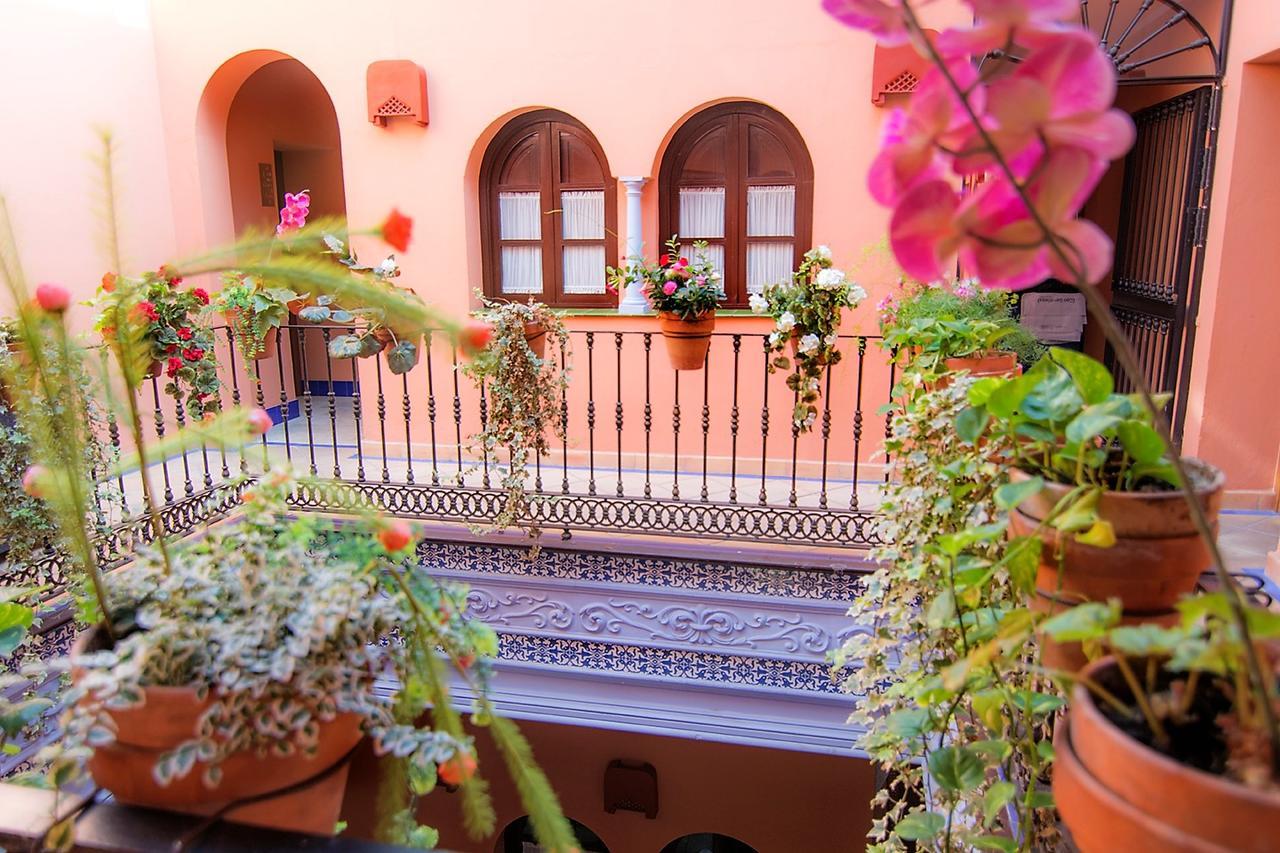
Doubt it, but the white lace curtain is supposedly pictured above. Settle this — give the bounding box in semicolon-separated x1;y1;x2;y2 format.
499;191;543;294
563;246;606;294
679;187;725;238
747;186;795;237
747;243;794;294
561;190;603;239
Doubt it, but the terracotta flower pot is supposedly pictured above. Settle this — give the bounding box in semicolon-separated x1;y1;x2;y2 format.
286;297;309;315
224;309;279;359
788;329;830;366
1054;658;1280;852
1030;590;1180;672
1008;459;1224;614
943;350;1020;378
143;358;164;380
524;321;547;359
371;327;395;350
72;629;362;835
658;310;715;370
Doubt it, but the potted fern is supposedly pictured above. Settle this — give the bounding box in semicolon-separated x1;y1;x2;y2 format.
209;273;300;363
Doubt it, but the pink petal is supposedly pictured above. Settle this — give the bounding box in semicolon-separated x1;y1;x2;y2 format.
1044;108;1136;162
1047;218;1114;284
890;180;961;282
1019;30;1116;119
936;23;1010;58
965;0;1075;24
868;142;943;206
1026;146;1105;224
821;0;910;43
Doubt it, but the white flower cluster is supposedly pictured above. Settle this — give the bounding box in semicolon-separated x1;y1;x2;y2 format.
848;283;868;306
777;311;797;332
749;293;770;314
815;267;846;289
797;333;821;355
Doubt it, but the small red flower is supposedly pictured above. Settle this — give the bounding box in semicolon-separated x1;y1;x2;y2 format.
182;347;205;362
166;344;178;354
177;327;193;341
35;282;71;313
457;653;475;670
101;272;117;292
133;300;158;323
241;489;256;503
378;519;415;553
159;264;182;284
460;322;492;357
678;257;689;266
246;407;273;435
381;209;413;253
22;465;47;498
659;254;670;266
191;288;210;305
166;356;183;377
438;752;477;787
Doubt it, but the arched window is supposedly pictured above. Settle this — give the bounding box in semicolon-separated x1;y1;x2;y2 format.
480;110;618;307
497;815;610;853
660;832;759;853
659;101;813;308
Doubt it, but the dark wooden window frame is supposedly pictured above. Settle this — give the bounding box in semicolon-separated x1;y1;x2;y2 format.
480;110;618;307
659;101;814;308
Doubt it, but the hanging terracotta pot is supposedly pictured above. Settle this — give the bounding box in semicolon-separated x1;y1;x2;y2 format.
72;629;361;836
143;358;165;380
788;329;831;366
657;310;715;370
371;326;395;351
524;321;547;359
286;297;309;315
1054;657;1280;852
224;309;279;359
1008;458;1224;614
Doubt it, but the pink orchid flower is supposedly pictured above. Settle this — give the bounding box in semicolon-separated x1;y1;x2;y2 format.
869;62;984;205
276;189;311;236
959;30;1134;174
937;0;1077;57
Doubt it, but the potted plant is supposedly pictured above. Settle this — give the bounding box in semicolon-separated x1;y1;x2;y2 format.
752;245;867;432
958;349;1225;666
209;273;301;363
609;236;724;370
298;234;423;375
92;267;221;419
1042;598;1279;852
880;279;1044;377
460;297;568;547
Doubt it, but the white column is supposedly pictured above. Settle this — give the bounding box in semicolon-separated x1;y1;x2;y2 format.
617;176;651;315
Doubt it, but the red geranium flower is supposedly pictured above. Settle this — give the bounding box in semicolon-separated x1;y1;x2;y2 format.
191;288;210;305
100;272;117;293
166;357;183;377
133;301;158;323
166;344;179;354
659;254;670;266
381;209;413;253
159;264;182;284
182;347;205;362
177;327;193;341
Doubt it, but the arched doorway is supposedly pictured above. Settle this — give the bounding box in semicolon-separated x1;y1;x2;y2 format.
496;815;610;853
659;832;758;853
197;53;349;417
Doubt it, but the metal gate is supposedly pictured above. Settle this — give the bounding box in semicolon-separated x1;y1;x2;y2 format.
1105;85;1216;444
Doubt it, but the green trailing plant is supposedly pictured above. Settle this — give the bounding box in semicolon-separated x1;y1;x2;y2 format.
0;133;575;851
0;585;52;763
753;245;868;431
880;281;1045;372
209;273;299;363
460;296;569;547
607;235;725;319
835;371;1058;852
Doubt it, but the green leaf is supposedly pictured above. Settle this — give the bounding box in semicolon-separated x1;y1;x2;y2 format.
1004;536;1041;595
386;341;420;375
1013;690;1066;717
357;334;386;358
884;707;933;740
1065;397;1131;444
973;834;1018;852
894;810;946;841
1040;601;1121;642
297;305;331;324
0;603;34;657
971;690;1006;733
1109;624;1186;657
956;406;990;444
926;589;956;629
1075;519;1116;548
1116;419;1166;465
408;758;437;796
1053;488;1102;534
967;377;1003;406
928;745;988;793
970;739;1012;763
0;697;53;736
983;780;1017;824
995;477;1044;511
327;334;365;359
1051;347;1113;404
329;309;356;324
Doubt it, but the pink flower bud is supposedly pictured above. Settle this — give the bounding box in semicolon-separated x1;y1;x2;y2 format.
247;408;273;435
35;283;71;313
22;465;47;498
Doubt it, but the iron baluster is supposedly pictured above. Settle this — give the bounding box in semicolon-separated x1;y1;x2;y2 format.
614;332;624;497
374;356;390;483
170;387;194;497
585;332;597;496
402;372;414;485
296;326;319;476
105;408;131;517
851;336;866;510
559;337;569;496
884;357;896;483
478;380;491;489
252;354;268;470
643;333;652;498
819;356;833;509
224;327;248;475
149;378;174;504
321;329;341;479
729;334;741;504
671;370;680;500
700;345;710;502
788;386;800;509
350;355;366;483
274;329;292;464
451;345;464;486
758;336;770;506
424;331;440;486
